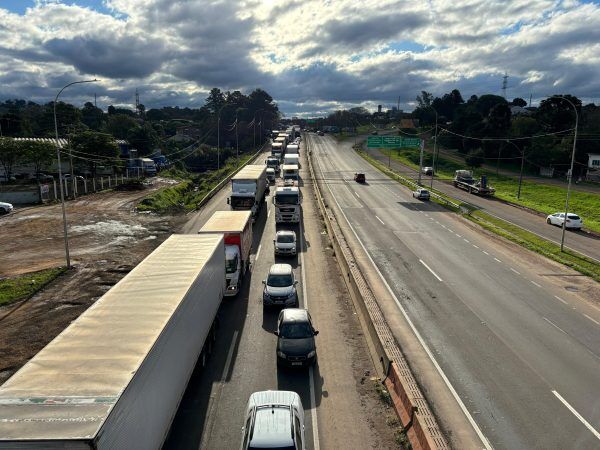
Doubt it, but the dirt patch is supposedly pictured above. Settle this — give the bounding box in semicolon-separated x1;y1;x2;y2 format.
0;179;186;383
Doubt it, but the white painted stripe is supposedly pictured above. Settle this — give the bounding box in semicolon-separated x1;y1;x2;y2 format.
494;257;502;263
510;268;520;275
375;215;385;225
267;207;271;218
419;259;443;282
223;331;239;380
463;239;470;243
554;295;568;305
456;234;462;238
312;140;492;450
482;251;490;255
354;191;360;198
583;314;600;326
544;317;567;335
472;244;479;249
552;390;600;441
531;280;542;288
255;243;262;260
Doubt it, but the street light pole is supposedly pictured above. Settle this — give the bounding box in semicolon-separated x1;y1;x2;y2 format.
429;110;439;189
554;96;579;252
54;78;98;269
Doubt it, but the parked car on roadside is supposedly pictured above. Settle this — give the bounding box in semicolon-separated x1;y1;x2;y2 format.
413;188;430;200
317;131;324;136
274;230;297;256
422;166;434;176
241;390;305;450
546;212;583;230
262;264;298;308
0;201;14;214
275;308;318;368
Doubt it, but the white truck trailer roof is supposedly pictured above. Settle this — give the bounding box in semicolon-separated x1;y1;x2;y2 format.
0;234;225;449
199;210;252;234
232;165;267;181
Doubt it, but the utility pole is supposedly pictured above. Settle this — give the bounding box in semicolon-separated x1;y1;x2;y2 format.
502;72;508;98
429;111;439;189
417;139;425;185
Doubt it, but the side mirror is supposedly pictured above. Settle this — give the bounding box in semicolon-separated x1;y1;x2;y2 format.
294;280;298;286
314;330;319;336
273;331;279;336
226;198;230;205
273;239;276;243
262;280;266;285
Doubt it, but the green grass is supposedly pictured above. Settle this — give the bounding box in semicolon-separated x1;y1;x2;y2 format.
0;267;67;307
377;147;600;233
356;147;600;280
137;154;255;213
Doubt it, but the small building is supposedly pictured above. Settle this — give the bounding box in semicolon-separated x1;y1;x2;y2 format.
510;106;533;116
586;153;600;182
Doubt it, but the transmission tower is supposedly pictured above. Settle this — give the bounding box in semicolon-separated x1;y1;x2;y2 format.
135;89;140;115
501;72;508;98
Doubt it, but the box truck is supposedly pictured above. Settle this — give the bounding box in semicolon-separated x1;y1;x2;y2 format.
199;211;252;297
274;186;301;224
228;165;268;218
0;234;226;450
282;164;299;184
283;154;300;168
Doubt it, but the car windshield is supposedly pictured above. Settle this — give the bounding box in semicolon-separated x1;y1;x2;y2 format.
225;257;237;274
267;274;293;287
277;235;295;243
249;446;294;450
275;194;299;205
420;190;429;194
280;321;312;339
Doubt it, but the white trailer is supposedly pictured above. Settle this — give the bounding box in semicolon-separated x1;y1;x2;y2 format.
199;211;252;297
283;154;300;168
229;165;268;217
286;144;299;155
0;234;226;450
282;164;299;183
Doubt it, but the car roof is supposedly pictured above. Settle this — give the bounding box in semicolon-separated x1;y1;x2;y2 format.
276;230;296;237
250;406;294;447
269;263;293;275
276;186;299;193
281;308;309;322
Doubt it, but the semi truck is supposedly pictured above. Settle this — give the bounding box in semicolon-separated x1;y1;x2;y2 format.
282;164;299;184
266;155;280;174
453;170;495;195
274;186;301;223
0;234;226;450
127;157;157;176
284;154;300;168
199;211;252;297
286;143;299;155
228;164;268;217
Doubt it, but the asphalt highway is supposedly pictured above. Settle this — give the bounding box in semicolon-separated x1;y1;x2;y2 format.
308;133;600;449
366;146;600;262
164;146;398;449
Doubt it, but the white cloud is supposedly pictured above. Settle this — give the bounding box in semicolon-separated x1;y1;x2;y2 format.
0;0;598;115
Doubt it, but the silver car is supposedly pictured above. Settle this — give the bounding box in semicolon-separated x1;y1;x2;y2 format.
241;390;305;450
274;230;297;256
0;201;13;215
262;264;298;308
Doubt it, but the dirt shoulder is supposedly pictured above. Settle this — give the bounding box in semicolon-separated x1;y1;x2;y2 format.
0;178;185;383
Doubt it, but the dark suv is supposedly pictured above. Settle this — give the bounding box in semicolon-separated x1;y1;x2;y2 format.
275;309;318;368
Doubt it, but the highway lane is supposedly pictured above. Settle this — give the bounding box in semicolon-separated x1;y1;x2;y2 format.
308;133;600;449
365;146;600;262
164;145;398;449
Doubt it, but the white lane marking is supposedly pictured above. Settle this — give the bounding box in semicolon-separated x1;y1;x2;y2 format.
472;244;479;249
255;243;262;261
298;218;320;450
441;224;447;229
510;268;520;275
544;317;567;335
456;234;462;238
552;390;600;441
463;238;470;243
583;314;600;326
354;191;360;198
267;207;271;218
419;259;443;282
554;295;568;305
482;251;489;255
494;257;502;263
375;215;385;225
223;331;239;380
312;140;492;450
530;280;542;288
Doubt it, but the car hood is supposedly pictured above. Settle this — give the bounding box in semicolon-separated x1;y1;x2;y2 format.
265;285;294;296
278;337;315;355
276;242;296;249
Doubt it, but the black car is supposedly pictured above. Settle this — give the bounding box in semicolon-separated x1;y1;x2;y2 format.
275;309;318;368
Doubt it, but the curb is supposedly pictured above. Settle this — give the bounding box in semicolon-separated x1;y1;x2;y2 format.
305;135;449;450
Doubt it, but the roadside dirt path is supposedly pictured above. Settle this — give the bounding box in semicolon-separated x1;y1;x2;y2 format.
0;179;184;383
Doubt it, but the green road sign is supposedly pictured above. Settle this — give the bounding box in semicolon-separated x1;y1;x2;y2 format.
367;136;421;148
307;119;317;124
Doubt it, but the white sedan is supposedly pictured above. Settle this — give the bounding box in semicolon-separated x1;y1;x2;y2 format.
0;201;14;214
546;212;583;230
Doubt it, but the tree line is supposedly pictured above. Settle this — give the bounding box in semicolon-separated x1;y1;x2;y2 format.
0;87;280;179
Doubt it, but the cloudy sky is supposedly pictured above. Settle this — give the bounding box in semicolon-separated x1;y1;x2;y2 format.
1;0;599;116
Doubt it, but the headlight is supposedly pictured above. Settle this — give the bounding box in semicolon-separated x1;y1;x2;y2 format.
307;350;316;358
287;292;296;299
277;351;287;359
